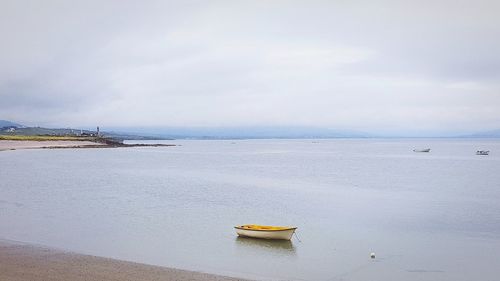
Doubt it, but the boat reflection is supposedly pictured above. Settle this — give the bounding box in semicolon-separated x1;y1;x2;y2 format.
234;236;296;256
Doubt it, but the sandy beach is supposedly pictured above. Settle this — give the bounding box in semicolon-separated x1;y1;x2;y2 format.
0;140;175;151
0;240;250;281
0;140;106;151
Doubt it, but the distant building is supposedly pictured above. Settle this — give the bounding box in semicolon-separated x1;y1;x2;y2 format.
81;132;96;137
3;127;16;132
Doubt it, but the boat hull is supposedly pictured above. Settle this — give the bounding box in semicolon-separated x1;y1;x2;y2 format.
235;227;296;240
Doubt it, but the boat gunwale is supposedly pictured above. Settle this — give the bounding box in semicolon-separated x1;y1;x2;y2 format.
234;226;297;232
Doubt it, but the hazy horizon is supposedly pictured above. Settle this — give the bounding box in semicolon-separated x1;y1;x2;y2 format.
2;119;494;138
1;1;499;136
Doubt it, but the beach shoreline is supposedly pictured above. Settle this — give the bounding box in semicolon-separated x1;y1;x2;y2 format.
0;240;251;281
0;140;107;151
0;140;174;151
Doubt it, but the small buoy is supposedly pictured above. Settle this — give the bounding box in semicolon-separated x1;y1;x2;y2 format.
370;252;376;259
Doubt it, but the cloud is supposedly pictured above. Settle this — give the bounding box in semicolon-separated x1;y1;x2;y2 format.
0;0;499;134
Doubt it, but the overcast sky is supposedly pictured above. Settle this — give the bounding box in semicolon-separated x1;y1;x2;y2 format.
1;0;499;135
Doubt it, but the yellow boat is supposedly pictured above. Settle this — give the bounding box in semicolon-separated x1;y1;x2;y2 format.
234;224;297;240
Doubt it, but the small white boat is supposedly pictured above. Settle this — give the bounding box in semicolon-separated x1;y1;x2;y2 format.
234;225;297;240
413;148;431;152
476;150;490;155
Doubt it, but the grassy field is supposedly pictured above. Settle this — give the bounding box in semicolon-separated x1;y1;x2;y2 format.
0;135;98;141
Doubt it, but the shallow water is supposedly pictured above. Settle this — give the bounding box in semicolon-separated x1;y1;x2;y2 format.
1;139;500;280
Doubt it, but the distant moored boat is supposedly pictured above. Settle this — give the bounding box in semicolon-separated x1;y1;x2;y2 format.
476;150;490;155
234;225;297;240
413;148;431;152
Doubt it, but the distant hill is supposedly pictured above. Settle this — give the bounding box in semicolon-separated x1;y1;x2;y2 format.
1;126;95;136
0;125;166;140
0;120;23;128
108;126;372;139
460;129;500;138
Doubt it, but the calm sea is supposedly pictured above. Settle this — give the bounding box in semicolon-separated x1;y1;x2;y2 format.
1;139;500;281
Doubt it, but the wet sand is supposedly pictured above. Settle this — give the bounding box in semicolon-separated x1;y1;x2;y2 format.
0;140;106;151
0;240;250;281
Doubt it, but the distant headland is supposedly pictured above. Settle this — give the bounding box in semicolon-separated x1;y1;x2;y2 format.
0;120;174;152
